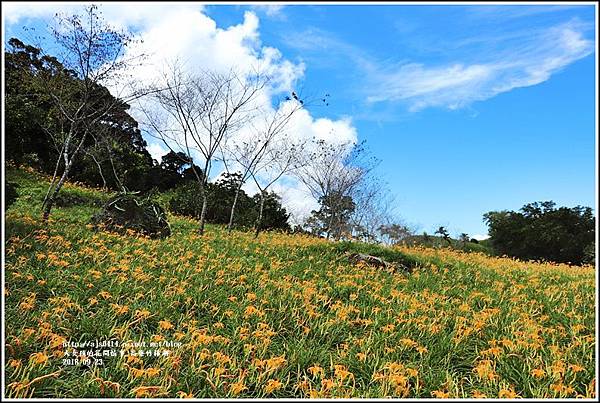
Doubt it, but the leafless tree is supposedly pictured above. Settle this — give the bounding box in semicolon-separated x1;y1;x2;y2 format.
379;222;416;246
39;5;147;220
350;178;397;242
140;63;267;235
295;138;378;239
80;123;131;191
245;135;305;238
220;97;304;233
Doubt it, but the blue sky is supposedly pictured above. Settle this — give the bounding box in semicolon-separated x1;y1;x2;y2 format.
3;3;597;238
210;4;597;237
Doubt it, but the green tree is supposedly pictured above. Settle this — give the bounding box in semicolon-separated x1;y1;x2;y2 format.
5;38;63;171
5;36;159;194
435;226;452;246
169;174;290;232
306;191;356;240
251;191;290;232
5;34;161;194
146;151;202;191
484;201;595;265
69;87;156;191
206;172;254;227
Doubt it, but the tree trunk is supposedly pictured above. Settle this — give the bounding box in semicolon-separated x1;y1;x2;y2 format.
90;153;107;189
106;146;124;191
198;189;208;235
42;160;73;221
42;128;77;221
254;191;265;238
42;124;90;221
42;145;65;209
227;184;242;233
326;211;336;240
43;131;73;212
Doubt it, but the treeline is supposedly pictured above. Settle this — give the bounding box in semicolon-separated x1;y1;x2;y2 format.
376;212;595;266
485;201;595;266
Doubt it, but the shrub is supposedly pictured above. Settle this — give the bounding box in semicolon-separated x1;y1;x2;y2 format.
169;182;203;219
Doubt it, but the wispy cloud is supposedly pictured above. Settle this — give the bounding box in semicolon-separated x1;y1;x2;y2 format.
464;4;586;20
283;27;377;71
284;14;593;113
366;20;594;111
250;4;286;19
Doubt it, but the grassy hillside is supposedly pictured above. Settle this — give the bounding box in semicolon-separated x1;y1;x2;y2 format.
401;235;494;255
4;167;596;398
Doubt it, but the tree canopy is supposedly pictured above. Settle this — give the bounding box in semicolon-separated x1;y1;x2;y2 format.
484;201;595;265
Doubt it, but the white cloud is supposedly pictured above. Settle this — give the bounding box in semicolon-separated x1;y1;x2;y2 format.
3;2;78;24
2;2;206;36
284;20;593;113
146;141;168;162
286;108;357;145
251;4;286;18
367;21;594;111
111;8;305;108
471;234;490;241
4;2;357;221
271;179;319;226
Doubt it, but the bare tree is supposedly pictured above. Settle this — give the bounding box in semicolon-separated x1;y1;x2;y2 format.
39;5;146;220
81;120;133;191
295;139;378;239
378;222;415;246
220;97;303;233
351;179;396;242
243;135;304;238
140;63;266;235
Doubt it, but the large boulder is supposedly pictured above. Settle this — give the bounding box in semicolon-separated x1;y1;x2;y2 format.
91;193;171;239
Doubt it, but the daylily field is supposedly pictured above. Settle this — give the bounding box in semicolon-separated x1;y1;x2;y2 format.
3;168;596;398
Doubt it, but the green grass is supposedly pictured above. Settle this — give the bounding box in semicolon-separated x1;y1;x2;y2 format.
3;167;596;398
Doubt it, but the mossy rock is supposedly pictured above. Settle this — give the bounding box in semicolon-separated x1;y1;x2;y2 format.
91;193;171;239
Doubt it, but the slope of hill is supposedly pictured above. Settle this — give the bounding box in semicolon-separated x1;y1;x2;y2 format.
4;167;596;398
400;234;494;255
